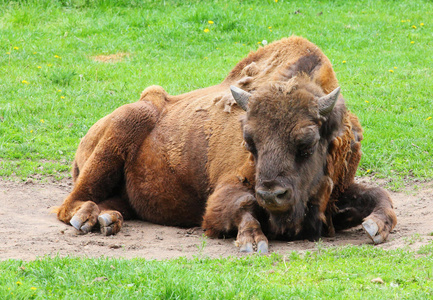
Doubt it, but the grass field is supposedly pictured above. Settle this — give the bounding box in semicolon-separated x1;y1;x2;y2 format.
1;0;432;298
1;245;433;299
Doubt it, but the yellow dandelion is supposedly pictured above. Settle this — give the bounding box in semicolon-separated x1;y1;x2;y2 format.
270;30;273;32
30;287;37;290
366;169;371;173
40;119;45;123
401;20;406;23
394;66;397;69
204;28;210;33
365;101;369;103
409;107;413;110
242;44;246;46
208;20;214;24
13;46;19;50
411;41;415;44
22;80;29;84
389;70;394;73
33;52;37;54
257;41;261;44
54;55;61;58
30;130;33;133
6;52;10;54
412;25;417;29
58;89;62;92
426;116;432;120
249;7;253;10
275;0;278;2
420;23;424;26
268;26;272;29
204;57;208;59
60;96;65;99
48;63;53;66
16;281;22;285
37;66;42;69
342;61;347;64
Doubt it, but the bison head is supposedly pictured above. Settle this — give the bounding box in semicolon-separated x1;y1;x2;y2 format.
231;77;345;240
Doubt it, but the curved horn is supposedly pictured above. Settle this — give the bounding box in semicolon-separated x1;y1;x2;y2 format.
318;87;340;116
230;85;251;111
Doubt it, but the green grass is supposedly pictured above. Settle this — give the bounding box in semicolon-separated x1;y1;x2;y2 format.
1;1;433;298
0;0;432;181
0;245;432;299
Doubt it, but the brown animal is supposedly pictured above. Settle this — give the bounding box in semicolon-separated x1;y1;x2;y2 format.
57;36;397;253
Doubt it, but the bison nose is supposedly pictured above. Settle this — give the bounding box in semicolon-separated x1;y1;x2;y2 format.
256;187;292;206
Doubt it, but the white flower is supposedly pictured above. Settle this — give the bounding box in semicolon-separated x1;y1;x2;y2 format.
262;40;268;45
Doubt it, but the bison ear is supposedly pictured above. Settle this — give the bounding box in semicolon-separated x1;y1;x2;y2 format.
318;87;340;117
230;85;251;111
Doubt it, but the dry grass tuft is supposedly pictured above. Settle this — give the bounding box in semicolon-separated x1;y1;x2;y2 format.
91;52;130;63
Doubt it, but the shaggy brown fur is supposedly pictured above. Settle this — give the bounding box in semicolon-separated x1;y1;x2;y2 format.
57;36;396;252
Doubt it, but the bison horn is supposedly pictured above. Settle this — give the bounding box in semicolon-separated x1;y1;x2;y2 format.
318;87;340;116
230;85;251;111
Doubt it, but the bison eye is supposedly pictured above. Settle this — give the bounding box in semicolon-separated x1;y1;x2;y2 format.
297;142;318;159
299;147;315;158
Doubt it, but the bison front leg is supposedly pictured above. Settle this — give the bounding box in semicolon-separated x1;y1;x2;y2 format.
202;184;268;254
236;211;269;253
333;183;397;244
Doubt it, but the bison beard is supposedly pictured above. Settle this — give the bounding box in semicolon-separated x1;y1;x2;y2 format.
56;36;397;253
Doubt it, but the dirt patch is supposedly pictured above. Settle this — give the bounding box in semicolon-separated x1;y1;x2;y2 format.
91;52;130;63
1;178;432;261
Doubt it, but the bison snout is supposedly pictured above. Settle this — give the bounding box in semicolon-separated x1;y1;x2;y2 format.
256;186;293;211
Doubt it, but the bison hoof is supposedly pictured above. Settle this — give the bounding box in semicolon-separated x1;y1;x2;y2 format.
239;241;269;254
240;242;254;253
100;226;113;236
362;219;384;244
98;214;115;236
98;214;113;227
257;241;269;254
70;215;91;234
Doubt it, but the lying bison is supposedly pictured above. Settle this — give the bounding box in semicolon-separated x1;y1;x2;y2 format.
57;36;397;253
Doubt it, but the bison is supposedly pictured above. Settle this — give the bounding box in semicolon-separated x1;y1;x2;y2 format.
56;36;397;253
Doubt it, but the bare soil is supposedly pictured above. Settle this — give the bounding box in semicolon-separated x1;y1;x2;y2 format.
1;177;432;261
91;52;130;63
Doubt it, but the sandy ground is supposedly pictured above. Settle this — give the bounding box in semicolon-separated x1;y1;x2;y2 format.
1;177;432;261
